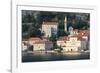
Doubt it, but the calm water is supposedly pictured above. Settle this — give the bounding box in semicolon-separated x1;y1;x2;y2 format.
22;52;90;62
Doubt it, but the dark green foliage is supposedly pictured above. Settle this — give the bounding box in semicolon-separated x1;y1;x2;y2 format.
22;10;90;38
73;20;89;30
58;45;63;53
22;24;30;32
53;45;63;53
49;35;57;42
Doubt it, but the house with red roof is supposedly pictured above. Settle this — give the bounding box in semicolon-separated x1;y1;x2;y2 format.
57;30;89;52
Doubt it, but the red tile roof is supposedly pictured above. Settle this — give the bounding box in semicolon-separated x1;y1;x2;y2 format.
57;30;89;41
28;37;41;41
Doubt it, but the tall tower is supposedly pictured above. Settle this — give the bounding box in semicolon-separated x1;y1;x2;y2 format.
64;16;67;32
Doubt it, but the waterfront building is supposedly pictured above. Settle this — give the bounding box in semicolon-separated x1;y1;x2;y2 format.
57;30;89;52
28;37;53;51
22;39;29;51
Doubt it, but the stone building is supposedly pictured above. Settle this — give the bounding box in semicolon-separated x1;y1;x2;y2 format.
28;37;53;51
57;30;89;52
42;21;58;37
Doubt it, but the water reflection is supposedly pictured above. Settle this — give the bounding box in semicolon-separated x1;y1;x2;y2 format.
22;51;90;62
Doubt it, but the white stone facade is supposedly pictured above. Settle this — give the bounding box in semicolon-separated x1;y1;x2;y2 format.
33;43;45;51
22;42;28;51
57;37;81;52
33;41;53;51
57;35;88;52
42;21;58;37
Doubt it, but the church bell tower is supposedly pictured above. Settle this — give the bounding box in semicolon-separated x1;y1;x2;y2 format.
64;16;67;32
